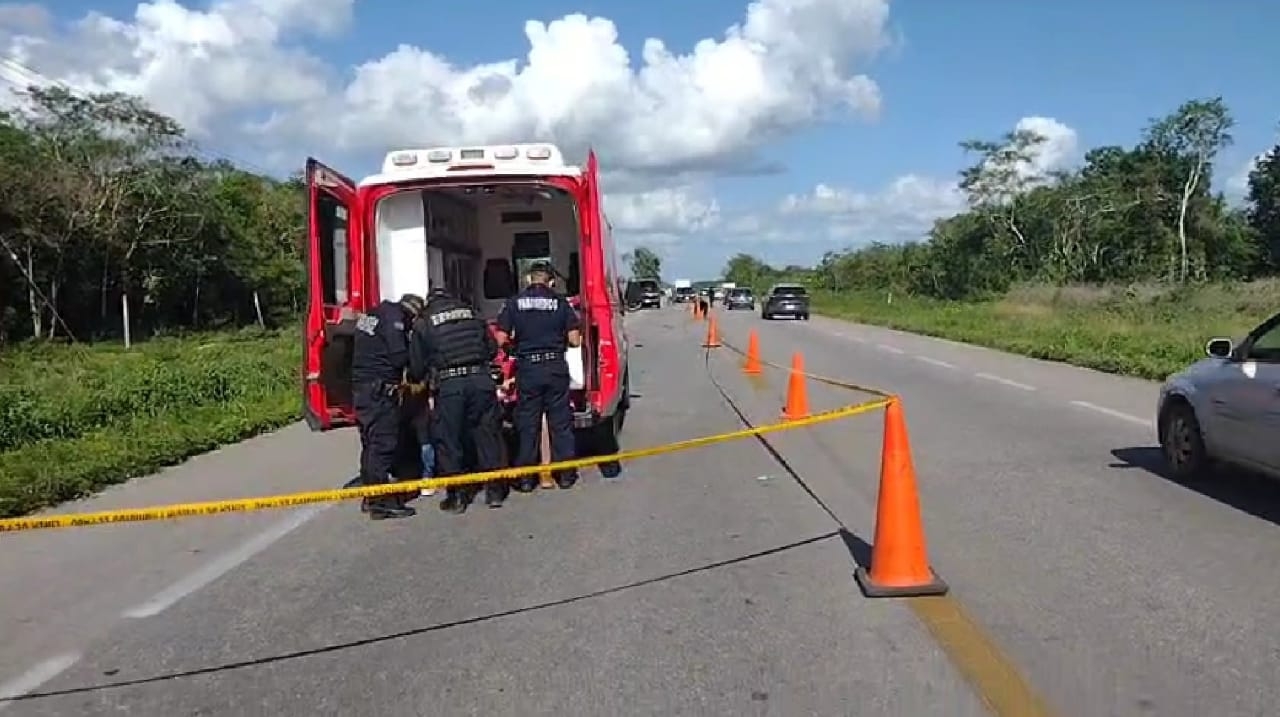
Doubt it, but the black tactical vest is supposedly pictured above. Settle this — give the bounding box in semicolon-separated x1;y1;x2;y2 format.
421;298;488;370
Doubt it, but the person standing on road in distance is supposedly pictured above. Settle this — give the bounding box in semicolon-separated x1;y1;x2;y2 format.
351;293;426;520
408;287;508;512
495;261;582;492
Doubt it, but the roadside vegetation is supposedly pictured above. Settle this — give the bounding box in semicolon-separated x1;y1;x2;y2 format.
0;85;305;517
721;97;1280;380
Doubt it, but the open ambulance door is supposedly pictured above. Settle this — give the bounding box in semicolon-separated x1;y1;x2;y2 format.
583;149;625;420
303;158;363;431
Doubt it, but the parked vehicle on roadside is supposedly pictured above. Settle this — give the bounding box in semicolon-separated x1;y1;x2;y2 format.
626;278;662;309
724;287;755;311
761;283;810;320
1158;309;1280;482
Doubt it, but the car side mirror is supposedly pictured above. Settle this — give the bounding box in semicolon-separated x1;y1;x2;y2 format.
1205;338;1233;358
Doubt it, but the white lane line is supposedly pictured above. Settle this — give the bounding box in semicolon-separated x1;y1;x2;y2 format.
123;505;329;619
974;372;1037;391
0;654;80;710
913;355;956;369
876;344;905;354
1069;400;1151;427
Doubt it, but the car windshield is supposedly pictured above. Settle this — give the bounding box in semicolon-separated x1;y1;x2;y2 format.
772;286;807;297
637;281;659;292
730;289;751;297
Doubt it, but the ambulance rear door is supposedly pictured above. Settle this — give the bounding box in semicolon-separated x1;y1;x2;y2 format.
303;158;365;431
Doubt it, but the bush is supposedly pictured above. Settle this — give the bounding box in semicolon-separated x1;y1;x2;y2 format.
813;280;1280;381
0;329;302;518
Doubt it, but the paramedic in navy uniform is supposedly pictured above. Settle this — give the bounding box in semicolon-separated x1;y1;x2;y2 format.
409;287;509;512
495;261;582;492
350;293;425;520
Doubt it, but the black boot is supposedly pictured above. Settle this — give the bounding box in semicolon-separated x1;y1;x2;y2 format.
555;470;579;489
439;489;472;514
367;497;416;520
485;482;509;508
514;476;538;493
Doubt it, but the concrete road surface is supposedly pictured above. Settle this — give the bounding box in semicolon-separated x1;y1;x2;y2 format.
1;306;1276;716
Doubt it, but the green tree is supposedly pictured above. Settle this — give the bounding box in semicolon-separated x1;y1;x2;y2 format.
627;246;662;281
1247;141;1280;268
1142;97;1235;281
0;84;306;345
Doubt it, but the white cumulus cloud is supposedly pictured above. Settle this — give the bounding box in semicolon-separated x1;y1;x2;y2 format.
2;0;891;184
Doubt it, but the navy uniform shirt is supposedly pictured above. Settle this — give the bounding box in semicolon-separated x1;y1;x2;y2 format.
350;300;411;384
496;283;580;357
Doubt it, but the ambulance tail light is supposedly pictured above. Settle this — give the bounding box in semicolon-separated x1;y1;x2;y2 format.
390;152;417;167
525;146;552;160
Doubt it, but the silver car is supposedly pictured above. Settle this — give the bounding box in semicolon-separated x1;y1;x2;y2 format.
1158;311;1280;481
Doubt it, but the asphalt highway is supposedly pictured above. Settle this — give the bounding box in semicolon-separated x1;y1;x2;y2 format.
1;304;1276;716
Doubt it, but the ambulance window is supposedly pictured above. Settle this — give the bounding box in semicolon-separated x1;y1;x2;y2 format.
484;259;515;299
567;252;580;295
315;195;349;305
501;211;543;224
512;231;551;258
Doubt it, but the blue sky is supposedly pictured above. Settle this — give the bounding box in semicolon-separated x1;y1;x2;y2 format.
9;0;1280;280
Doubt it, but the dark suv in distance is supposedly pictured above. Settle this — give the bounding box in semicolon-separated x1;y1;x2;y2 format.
762;283;810;320
724;287;755;310
632;279;662;309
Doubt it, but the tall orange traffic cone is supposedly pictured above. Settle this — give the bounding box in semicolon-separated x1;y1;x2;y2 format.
538;415;555;489
743;329;763;375
692;300;702;320
780;352;810;420
854;397;949;598
702;312;721;348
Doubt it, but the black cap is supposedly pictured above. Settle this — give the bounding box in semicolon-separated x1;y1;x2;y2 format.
527;260;554;276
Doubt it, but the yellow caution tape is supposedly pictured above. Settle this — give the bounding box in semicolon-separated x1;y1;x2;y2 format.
0;397;891;533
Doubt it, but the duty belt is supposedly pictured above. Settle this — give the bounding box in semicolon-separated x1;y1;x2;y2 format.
436;364;486;380
518;351;563;363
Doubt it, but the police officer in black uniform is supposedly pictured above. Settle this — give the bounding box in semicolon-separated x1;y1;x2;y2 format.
351;293;425;520
495;261;582;492
408;287;508;512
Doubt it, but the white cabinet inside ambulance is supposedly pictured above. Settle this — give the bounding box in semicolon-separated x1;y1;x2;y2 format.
302;144;631;455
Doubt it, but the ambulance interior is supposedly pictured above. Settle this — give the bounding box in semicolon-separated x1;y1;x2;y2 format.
372;183;587;390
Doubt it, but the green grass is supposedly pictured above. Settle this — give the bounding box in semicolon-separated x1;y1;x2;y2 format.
814;280;1280;381
0;328;302;518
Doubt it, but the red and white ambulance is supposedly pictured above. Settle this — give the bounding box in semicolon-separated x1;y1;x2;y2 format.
301;144;631;454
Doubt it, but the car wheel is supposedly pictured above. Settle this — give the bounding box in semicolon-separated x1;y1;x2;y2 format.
1160;400;1209;481
802;313;810;320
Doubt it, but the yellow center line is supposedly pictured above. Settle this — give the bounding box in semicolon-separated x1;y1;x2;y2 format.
909;596;1059;717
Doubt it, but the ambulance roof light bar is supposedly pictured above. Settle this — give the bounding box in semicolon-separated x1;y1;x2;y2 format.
379;144;565;174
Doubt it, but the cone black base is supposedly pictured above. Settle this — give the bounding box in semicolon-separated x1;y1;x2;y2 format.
854;566;949;598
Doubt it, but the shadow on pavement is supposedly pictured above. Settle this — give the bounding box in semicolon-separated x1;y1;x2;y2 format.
12;529;852;704
1110;447;1280;527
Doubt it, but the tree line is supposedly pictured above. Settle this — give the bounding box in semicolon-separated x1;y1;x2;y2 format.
724;97;1280;300
0;85;306;345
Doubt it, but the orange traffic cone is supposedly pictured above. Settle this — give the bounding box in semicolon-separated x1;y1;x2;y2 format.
538;414;555;489
702;313;721;348
854;397;949;598
692;300;702;320
780;352;810;420
743;329;763;375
